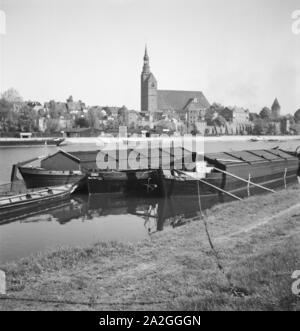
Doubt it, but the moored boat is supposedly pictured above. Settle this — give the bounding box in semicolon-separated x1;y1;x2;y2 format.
158;149;299;198
87;169;159;195
18;166;87;191
0;184;74;222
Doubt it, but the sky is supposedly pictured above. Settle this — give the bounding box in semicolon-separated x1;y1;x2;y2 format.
0;0;299;114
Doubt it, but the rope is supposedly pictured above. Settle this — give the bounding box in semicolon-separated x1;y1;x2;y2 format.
196;181;248;298
197;181;225;273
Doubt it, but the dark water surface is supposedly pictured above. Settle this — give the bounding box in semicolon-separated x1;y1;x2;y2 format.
0;138;299;264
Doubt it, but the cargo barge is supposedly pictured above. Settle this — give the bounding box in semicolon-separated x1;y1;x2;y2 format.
158;149;299;198
13;148;300;199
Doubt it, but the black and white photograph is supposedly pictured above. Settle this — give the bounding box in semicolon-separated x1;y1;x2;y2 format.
0;0;299;314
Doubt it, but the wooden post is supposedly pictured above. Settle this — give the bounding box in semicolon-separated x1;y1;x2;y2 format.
0;270;5;295
284;168;287;189
247;174;251;197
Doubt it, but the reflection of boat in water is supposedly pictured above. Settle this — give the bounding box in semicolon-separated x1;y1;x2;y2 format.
85;194;218;233
0;190;229;235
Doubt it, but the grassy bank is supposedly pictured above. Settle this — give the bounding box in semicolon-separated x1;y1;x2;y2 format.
0;186;300;311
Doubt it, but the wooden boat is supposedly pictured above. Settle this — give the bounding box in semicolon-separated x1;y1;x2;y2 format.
87;169;159;195
0;185;74;222
18;166;87;191
158;149;299;198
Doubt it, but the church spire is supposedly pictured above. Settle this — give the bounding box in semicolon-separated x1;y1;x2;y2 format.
144;45;149;61
142;45;150;74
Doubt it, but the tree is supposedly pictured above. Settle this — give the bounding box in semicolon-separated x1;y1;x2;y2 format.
205;103;225;125
205;108;217;125
66;95;73;103
213;115;226;127
1;88;23;103
0;98;12;121
75;116;89;128
249;112;260;121
259;107;271;119
294;109;300;123
46;119;60;133
253;118;269;135
18;104;38;132
290;123;300;135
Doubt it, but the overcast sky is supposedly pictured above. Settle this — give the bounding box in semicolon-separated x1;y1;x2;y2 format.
0;0;299;113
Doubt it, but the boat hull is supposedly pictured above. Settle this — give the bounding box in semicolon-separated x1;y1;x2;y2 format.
160;171;298;198
87;170;159;195
0;186;72;222
18;166;87;191
158;157;299;198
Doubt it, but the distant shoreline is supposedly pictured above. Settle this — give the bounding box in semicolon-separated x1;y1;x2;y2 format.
65;135;300;144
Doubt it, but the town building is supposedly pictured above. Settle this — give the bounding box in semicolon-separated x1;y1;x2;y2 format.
38;117;47;132
66;96;85;114
220;106;250;124
187;99;206;129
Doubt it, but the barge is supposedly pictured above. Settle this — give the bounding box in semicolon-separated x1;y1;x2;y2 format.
158;149;299;198
87;169;158;195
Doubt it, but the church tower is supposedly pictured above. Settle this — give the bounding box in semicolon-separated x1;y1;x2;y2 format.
271;98;281;119
141;46;157;112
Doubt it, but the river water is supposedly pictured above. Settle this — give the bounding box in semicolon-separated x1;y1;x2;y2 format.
0;138;299;264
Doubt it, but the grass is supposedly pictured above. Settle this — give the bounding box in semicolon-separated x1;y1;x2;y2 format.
0;186;300;311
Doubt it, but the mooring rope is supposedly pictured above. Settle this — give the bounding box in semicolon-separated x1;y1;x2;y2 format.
197;181;224;272
196;181;248;297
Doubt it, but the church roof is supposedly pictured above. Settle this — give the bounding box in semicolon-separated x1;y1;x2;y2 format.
271;98;280;110
157;90;210;111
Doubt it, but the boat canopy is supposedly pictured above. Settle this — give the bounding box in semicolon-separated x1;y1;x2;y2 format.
204;149;298;167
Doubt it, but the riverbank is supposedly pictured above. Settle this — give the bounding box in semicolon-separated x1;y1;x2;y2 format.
0;186;300;311
65;135;300;145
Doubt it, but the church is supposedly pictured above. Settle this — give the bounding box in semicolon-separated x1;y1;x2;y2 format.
140;46;210;118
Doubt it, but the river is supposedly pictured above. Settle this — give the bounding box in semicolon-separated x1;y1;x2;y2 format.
0;138;299;264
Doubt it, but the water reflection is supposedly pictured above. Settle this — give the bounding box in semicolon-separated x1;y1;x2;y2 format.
0;186;284;264
11;193;223;233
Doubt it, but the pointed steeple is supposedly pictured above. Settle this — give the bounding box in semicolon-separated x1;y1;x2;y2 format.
271;98;281;119
142;44;150;74
144;45;149;61
271;98;280;110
